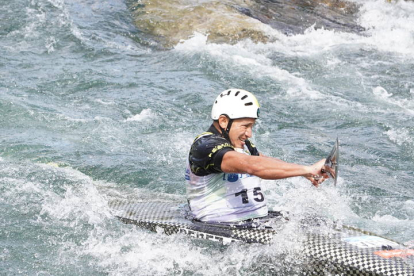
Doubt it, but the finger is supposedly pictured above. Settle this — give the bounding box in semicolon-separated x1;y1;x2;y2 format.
321;172;330;179
322;165;335;178
311;178;319;187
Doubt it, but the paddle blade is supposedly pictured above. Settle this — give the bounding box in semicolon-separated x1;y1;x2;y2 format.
324;138;339;185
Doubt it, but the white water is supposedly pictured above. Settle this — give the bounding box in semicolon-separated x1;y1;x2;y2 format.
1;0;414;275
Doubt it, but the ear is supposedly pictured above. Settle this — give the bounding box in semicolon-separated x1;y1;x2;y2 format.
218;115;229;129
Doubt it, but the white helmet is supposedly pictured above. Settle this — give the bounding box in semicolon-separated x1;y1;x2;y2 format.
211;89;260;120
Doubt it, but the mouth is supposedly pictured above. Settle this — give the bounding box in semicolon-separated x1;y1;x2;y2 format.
239;138;246;146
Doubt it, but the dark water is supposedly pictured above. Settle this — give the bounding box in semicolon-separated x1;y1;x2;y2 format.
1;0;413;275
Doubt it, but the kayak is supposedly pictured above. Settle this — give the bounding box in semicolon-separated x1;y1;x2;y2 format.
109;201;414;276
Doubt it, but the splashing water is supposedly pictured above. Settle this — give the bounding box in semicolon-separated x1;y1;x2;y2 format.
1;0;414;274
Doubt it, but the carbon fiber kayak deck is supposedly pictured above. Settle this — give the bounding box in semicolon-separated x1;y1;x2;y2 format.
109;201;414;275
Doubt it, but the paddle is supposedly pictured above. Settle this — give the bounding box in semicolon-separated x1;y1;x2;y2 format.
315;138;339;185
324;137;339;186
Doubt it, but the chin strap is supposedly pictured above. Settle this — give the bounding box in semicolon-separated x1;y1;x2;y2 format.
219;116;233;142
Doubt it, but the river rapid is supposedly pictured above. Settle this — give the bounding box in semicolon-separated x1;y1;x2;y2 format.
1;0;414;275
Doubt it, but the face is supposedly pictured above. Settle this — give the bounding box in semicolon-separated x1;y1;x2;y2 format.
223;117;256;148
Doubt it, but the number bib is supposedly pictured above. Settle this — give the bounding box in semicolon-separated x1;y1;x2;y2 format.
224;172;266;209
186;145;268;222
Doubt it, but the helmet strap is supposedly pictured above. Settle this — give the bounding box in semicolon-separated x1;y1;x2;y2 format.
219;116;233;142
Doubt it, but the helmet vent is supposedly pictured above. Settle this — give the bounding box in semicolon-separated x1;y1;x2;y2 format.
245;102;253;106
241;95;248;100
227;90;231;95
235;91;240;96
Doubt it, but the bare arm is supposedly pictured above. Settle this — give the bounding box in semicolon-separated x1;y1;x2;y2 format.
221;151;326;181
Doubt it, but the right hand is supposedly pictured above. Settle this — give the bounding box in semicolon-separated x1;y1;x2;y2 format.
307;159;330;187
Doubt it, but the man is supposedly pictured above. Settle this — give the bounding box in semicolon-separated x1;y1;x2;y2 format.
185;89;329;223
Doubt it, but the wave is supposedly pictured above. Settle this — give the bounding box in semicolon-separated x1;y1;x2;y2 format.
125;108;155;122
357;0;414;56
129;0;414;61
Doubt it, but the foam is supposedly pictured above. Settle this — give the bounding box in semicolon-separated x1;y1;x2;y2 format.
373;86;392;99
372;214;410;224
403;200;414;217
372;86;414;115
27;162;310;275
174;0;414;84
94;99;115;106
36;165;111;222
43;0;87;43
267;0;414;58
75;229;220;275
69;216;308;276
356;0;414;57
385;127;413;146
126;109;154;122
175;33;323;100
269;25;360;57
264;176;354;222
45;36;57;53
3;0;85;53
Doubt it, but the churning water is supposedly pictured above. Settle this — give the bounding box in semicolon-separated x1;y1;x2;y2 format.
1;0;413;275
